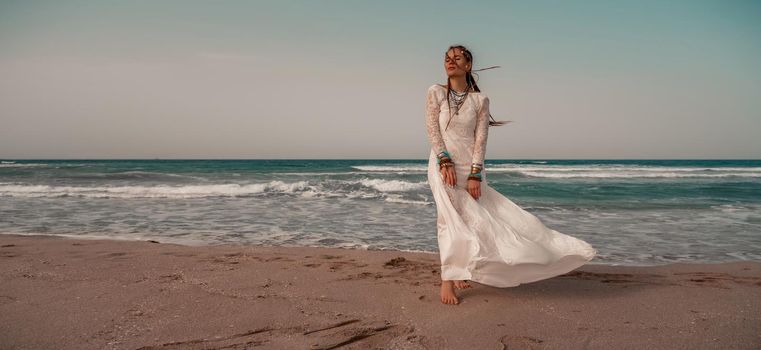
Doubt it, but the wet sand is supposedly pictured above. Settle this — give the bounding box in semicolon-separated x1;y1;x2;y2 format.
1;233;760;349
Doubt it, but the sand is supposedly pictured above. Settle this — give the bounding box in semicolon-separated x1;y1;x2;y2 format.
1;233;760;349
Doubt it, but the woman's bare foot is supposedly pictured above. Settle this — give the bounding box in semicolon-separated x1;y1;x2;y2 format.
440;280;459;305
453;280;472;289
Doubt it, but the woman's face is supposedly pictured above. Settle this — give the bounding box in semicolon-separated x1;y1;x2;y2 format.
444;48;471;77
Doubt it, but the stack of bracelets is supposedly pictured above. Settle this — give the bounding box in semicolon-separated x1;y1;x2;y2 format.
468;163;483;182
437;151;454;169
437;151;483;182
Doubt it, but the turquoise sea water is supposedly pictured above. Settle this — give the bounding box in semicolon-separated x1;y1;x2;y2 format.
1;159;760;266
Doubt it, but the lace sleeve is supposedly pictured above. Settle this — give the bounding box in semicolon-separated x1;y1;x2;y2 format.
472;96;490;166
425;85;447;155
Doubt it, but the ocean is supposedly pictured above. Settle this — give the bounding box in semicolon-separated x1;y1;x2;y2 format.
1;159;759;266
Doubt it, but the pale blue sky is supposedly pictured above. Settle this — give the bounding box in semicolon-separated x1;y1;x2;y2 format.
1;0;759;159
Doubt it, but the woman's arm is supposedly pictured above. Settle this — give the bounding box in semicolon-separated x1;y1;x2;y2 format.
425;85;447;155
471;96;490;167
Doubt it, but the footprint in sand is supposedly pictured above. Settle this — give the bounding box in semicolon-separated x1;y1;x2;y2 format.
499;334;544;350
133;318;419;350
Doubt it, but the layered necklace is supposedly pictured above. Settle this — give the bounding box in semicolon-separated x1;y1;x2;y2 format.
448;83;471;115
445;82;471;130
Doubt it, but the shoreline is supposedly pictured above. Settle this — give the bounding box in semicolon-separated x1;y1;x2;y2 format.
1;232;760;349
0;232;743;267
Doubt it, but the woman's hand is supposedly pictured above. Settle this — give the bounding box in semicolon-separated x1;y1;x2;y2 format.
467;179;481;200
440;165;457;187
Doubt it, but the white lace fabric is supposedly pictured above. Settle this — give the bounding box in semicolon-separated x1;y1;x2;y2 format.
425;84;489;167
425;85;449;156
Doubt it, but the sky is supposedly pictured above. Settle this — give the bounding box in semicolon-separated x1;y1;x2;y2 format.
1;0;759;159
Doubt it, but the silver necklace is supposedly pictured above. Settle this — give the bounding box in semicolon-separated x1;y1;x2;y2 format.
448;84;470;115
444;83;471;130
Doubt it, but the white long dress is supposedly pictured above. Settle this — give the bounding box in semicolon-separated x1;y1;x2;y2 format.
425;84;597;288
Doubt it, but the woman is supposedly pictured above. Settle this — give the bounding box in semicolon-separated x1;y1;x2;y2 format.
426;45;598;305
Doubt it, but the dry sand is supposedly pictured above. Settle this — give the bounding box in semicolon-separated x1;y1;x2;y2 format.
1;233;760;349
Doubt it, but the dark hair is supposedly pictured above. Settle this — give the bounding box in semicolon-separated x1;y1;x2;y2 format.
444;44;512;128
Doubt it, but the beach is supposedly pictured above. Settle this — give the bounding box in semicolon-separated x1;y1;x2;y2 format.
3;0;760;348
1;233;759;349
